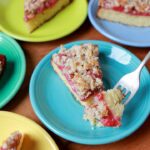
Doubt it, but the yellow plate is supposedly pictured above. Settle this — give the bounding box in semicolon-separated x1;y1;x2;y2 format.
0;111;59;150
0;0;87;42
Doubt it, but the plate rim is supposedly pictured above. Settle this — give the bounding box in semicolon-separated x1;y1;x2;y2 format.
29;40;150;145
0;0;88;42
0;32;26;108
88;0;150;47
0;111;59;150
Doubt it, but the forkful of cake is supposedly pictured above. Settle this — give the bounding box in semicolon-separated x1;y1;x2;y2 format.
114;51;150;105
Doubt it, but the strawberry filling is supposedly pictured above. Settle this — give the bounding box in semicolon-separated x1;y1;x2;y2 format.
100;0;150;16
112;6;150;16
57;63;99;101
53;53;103;101
56;62;84;99
96;93;121;127
25;0;58;21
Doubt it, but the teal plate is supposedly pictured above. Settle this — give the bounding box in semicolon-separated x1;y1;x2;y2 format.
0;33;26;108
29;40;150;144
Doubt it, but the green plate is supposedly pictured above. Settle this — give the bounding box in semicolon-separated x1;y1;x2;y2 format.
0;33;26;108
0;0;88;42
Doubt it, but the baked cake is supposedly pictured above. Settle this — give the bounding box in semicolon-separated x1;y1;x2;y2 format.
97;0;150;26
84;89;124;127
0;54;6;76
51;44;104;105
24;0;71;32
51;44;124;127
0;131;24;150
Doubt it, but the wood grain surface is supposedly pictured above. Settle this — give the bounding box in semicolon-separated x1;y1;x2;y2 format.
3;18;150;150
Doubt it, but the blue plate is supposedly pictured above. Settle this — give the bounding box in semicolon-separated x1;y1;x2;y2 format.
29;40;150;145
88;0;150;47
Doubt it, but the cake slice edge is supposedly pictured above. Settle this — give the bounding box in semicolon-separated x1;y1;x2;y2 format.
51;60;94;106
97;8;150;27
25;0;71;32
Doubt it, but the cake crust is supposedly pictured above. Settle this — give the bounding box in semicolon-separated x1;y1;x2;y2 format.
97;8;150;27
97;0;150;26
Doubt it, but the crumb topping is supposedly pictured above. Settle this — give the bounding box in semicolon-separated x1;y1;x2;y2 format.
84;89;124;127
52;44;103;100
83;95;107;126
0;131;22;150
99;0;150;14
24;0;58;21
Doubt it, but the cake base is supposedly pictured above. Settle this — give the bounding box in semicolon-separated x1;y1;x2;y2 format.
25;0;70;32
97;8;150;27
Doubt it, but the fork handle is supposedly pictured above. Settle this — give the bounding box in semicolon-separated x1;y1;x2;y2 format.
135;51;150;74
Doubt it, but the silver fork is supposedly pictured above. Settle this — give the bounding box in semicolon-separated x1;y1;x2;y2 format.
114;51;150;105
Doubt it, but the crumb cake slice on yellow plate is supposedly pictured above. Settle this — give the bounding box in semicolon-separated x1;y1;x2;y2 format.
24;0;71;32
0;131;24;150
97;0;150;26
51;43;124;127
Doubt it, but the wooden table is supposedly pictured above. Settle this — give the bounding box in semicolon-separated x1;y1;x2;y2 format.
3;18;150;150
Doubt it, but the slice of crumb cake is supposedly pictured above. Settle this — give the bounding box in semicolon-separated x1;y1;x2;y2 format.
84;89;124;127
51;43;124;127
0;131;24;150
51;44;104;105
24;0;71;32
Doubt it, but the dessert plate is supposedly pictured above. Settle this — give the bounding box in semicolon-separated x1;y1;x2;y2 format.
0;111;59;150
88;0;150;47
0;33;26;108
29;40;150;144
0;0;87;42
